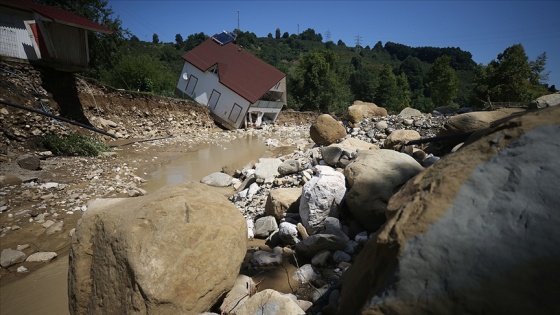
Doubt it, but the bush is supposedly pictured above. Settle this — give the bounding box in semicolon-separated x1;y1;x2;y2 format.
42;134;111;157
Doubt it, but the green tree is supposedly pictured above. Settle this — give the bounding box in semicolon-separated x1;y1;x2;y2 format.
175;34;183;48
299;28;322;41
102;54;174;94
291;50;351;113
475;44;548;103
374;65;400;111
529;52;549;84
396;72;411;110
350;68;376;102
275;28;281;39
398;56;425;92
152;33;159;44
282;32;289;39
184;32;208;51
426;55;458;107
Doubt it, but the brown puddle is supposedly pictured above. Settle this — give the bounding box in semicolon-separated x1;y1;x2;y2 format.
0;135;272;315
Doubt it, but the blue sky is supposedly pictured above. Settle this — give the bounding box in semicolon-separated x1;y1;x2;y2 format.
109;1;560;87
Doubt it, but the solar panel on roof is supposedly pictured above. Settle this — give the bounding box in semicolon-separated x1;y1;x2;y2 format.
212;31;237;45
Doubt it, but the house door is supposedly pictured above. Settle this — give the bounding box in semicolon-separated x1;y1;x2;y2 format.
208;89;221;110
185;75;198;96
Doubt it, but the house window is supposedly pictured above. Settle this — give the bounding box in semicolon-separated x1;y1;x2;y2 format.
185;75;198;96
208;89;221;110
228;103;243;122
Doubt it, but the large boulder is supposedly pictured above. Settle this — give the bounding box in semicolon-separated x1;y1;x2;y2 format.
528;92;560;109
384;130;421;150
68;182;247;315
437;108;525;149
344;150;424;231
338;106;560;315
398;107;422;118
299;166;346;234
309;114;347;145
346;101;388;123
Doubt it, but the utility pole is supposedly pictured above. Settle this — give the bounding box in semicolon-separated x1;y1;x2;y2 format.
355;33;362;48
325;29;331;42
237;10;240;31
297;24;299;36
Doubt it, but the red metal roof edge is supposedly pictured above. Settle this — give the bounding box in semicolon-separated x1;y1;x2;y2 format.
1;0;112;34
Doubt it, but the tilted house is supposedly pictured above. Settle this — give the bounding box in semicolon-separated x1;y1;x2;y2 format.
176;32;287;129
0;0;112;72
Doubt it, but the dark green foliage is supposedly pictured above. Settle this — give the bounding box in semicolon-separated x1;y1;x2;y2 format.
290;50;352;113
473;44;549;106
298;28;322;41
152;33;159;44
426;55;459;107
42;134;111;156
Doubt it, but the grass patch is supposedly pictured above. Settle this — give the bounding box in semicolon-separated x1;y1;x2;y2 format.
42;134;111;157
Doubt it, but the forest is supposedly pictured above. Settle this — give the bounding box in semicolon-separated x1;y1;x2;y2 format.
34;0;556;115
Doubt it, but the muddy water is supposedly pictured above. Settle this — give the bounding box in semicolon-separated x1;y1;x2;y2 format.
0;256;69;315
143;135;267;192
0;136;268;315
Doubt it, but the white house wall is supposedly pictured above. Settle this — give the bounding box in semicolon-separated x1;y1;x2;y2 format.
0;7;37;60
177;62;251;128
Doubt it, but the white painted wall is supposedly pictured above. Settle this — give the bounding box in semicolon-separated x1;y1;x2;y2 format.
176;62;251;128
0;7;37;60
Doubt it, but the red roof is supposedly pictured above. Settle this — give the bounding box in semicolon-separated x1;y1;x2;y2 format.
1;0;112;34
182;38;285;104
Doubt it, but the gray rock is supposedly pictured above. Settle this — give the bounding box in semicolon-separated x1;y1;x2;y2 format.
321;146;343;166
375;120;388;130
333;250;351;263
278;159;300;175
235;289;306;314
311;250;331;267
251;250;283;269
200;172;232;187
278;221;299;245
299;166;346;234
399;107;423;118
45;221;64;235
529;92;560;109
292;264;319;284
17;155;40;170
0;249;27;268
237;174;256;191
255;158;283;182
295;233;347;257
254;216;279;238
26;251;57;262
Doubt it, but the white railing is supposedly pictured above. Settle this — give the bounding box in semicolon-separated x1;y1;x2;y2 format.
252;100;284;109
